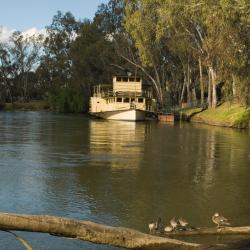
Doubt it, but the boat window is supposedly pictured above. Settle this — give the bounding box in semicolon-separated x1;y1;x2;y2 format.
136;78;141;82
116;97;122;102
116;77;121;82
138;98;144;103
123;98;130;103
131;98;135;102
122;77;128;82
129;77;135;82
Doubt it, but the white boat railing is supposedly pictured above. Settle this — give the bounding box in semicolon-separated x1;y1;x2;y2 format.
93;90;152;98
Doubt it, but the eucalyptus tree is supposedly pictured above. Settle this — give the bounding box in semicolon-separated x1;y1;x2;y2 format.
124;0;174;108
0;43;16;102
95;0;125;34
42;11;81;89
0;31;42;102
94;0;140;77
125;0;250;108
70;20;116;110
182;0;250;107
9;31;43;101
156;0;201;106
217;0;250;106
41;11;84;112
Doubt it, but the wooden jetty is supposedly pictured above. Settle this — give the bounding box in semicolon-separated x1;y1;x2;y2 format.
158;113;175;122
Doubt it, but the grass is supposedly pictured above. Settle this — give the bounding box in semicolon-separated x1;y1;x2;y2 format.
0;101;50;111
188;102;250;128
179;107;203;117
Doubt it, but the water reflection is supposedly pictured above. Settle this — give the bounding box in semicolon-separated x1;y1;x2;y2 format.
0;112;250;249
89;120;147;170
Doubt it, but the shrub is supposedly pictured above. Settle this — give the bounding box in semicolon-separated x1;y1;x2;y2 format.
49;87;85;113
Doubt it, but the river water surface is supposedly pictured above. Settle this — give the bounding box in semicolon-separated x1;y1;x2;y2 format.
0;111;250;249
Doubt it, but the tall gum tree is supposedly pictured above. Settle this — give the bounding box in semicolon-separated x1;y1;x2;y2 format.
125;0;171;108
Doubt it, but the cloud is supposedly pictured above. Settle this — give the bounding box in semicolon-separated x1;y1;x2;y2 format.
0;26;47;43
0;26;15;43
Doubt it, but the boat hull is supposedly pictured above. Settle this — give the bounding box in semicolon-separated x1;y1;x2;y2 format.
90;109;147;121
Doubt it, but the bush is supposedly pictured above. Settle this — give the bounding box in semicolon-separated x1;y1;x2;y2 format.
49;87;85;113
234;108;250;128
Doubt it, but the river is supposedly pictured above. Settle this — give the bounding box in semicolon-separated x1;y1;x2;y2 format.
0;111;250;249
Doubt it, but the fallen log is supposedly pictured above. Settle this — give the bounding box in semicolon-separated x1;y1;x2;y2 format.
0;212;250;250
164;226;250;236
0;212;199;250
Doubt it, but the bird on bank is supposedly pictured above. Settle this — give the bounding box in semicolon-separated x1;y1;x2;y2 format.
178;217;189;228
148;217;162;233
212;212;231;227
170;217;178;230
164;225;173;233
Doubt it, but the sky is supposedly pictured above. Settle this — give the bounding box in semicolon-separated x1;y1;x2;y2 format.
0;0;108;41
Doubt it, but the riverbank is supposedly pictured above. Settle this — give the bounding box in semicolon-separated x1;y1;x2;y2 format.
1;101;249;129
0;101;50;111
181;102;250;129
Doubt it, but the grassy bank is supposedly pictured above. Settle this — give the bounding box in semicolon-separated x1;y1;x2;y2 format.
181;103;250;129
0;101;50;111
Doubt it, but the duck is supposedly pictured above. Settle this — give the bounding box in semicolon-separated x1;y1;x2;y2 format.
170;217;178;230
178;217;189;228
148;217;162;233
212;212;230;227
164;225;173;232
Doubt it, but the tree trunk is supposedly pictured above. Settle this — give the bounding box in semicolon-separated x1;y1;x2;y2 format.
192;88;197;106
207;68;212;107
180;73;187;106
232;74;237;102
209;66;217;108
198;57;204;105
187;62;191;104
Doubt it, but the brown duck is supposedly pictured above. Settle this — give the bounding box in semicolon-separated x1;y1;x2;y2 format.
212;212;230;227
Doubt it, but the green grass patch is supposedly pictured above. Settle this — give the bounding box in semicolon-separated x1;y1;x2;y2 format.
192;102;250;128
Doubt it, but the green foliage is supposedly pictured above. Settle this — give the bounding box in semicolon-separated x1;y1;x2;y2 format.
0;31;42;102
95;0;125;34
124;0;250;108
2;0;249;114
40;11;117;113
234;108;250;128
48;87;84;113
71;21;115;87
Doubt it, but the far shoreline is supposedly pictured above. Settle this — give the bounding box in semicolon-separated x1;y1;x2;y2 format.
0;101;50;111
1;101;249;129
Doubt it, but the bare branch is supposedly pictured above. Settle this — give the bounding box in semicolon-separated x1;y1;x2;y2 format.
120;54;162;102
3;230;33;250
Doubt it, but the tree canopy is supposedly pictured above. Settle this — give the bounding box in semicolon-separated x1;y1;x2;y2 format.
0;0;249;112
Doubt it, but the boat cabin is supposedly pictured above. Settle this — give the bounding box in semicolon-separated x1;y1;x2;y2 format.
89;76;156;114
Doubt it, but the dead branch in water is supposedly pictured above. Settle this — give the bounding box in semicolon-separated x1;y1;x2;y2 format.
0;212;250;250
2;230;33;250
164;226;250;236
0;212;200;250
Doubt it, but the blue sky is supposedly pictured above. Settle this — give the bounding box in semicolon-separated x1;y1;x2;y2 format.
0;0;108;31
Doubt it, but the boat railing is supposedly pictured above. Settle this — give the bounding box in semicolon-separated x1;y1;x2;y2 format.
93;90;152;98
